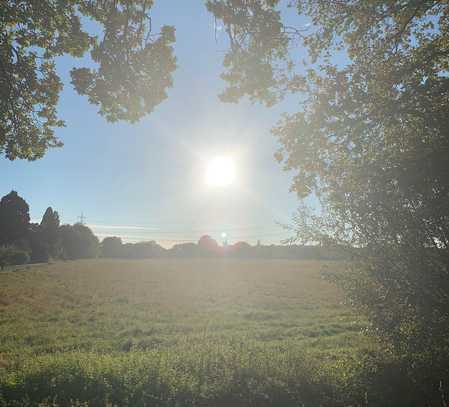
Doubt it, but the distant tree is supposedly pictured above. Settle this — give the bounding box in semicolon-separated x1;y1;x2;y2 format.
169;242;198;257
28;223;49;263
122;241;165;258
40;207;60;258
0;246;29;269
0;191;30;247
59;223;99;260
230;241;252;258
0;0;176;160
198;235;220;256
233;241;251;250
101;236;123;258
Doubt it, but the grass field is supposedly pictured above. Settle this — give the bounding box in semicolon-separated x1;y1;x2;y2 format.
0;259;372;406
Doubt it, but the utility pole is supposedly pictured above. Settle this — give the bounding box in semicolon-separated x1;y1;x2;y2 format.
78;212;86;225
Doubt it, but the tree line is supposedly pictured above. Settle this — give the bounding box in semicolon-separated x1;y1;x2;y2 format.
102;235;345;260
0;191;99;268
0;190;344;269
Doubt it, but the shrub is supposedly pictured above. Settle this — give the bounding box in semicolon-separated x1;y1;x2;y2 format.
0;246;30;269
0;347;346;407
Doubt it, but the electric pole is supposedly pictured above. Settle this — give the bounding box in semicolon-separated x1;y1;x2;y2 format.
78;212;86;225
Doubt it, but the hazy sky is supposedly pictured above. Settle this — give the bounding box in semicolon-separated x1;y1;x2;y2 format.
0;1;305;247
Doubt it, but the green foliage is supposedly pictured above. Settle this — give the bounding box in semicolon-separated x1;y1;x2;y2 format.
2;349;448;406
208;0;449;370
121;240;165;258
0;347;347;407
28;223;49;263
206;0;290;106
0;191;30;246
0;191;101;262
101;236;123;258
0;246;30;269
59;224;99;260
0;0;176;160
40;207;61;258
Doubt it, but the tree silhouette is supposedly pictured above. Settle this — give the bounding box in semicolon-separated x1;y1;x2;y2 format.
198;235;220;256
40;207;61;258
59;223;99;260
28;222;49;263
101;236;123;258
0;191;30;246
170;242;198;257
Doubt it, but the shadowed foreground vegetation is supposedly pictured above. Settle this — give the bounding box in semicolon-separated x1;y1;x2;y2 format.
0;259;440;406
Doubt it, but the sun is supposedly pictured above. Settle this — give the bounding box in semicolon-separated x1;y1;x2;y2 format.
205;156;237;187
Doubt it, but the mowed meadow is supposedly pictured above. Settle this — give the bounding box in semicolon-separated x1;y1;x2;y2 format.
0;259;373;406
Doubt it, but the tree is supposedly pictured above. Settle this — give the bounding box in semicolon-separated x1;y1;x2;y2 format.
208;0;449;382
169;242;198;257
28;222;49;263
0;191;30;246
230;241;252;257
101;236;123;258
0;0;176;160
59;223;99;260
122;241;165;258
205;0;293;107
0;246;29;269
198;235;220;255
40;207;60;258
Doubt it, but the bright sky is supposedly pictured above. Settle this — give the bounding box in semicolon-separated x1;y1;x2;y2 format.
0;1;305;247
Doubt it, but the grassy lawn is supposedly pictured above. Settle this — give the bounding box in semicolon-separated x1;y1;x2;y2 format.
0;259;371;406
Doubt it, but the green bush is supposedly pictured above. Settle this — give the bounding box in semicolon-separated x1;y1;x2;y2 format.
0;247;30;269
1;348;448;406
0;346;352;407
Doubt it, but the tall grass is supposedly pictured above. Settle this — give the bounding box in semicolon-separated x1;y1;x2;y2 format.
2;259;437;406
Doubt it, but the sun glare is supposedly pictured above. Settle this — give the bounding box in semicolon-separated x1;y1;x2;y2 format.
205;156;237;187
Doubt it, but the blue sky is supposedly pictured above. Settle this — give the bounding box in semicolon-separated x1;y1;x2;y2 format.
0;1;305;247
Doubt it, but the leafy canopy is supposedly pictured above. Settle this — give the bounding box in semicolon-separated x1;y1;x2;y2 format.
59;223;99;259
0;190;30;246
39;207;61;257
208;0;449;357
0;0;176;160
